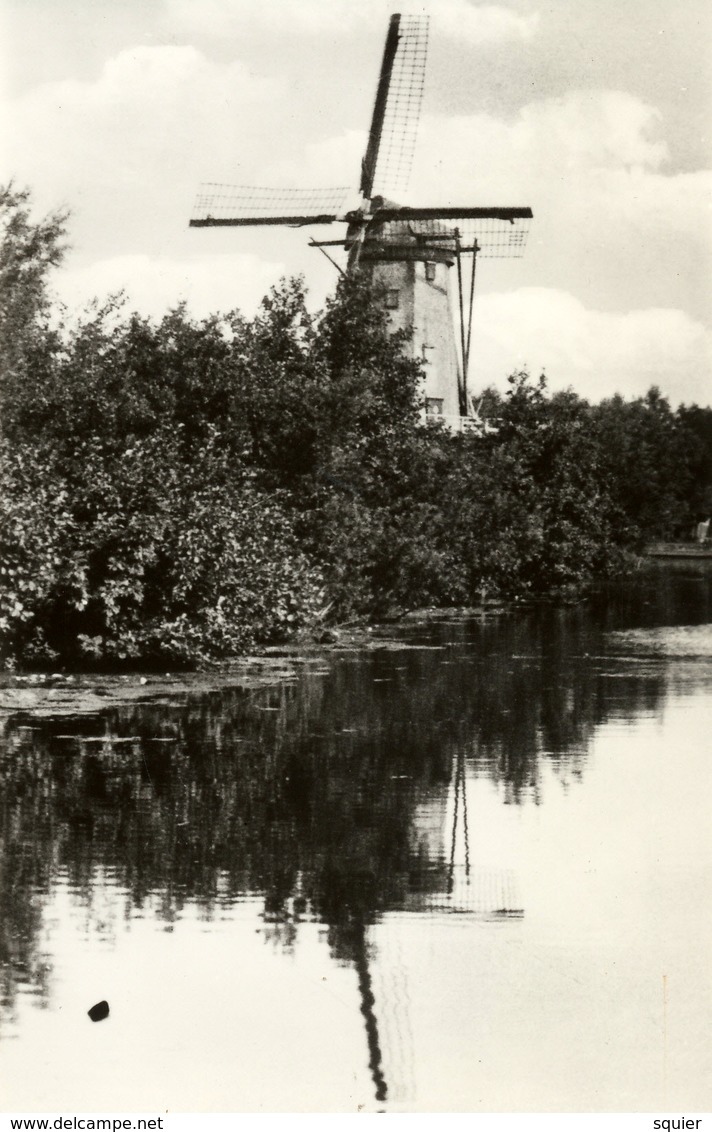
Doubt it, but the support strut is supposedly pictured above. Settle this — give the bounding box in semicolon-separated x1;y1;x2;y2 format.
454;231;468;417
463;241;480;410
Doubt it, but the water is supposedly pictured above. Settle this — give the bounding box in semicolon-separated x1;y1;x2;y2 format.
1;562;711;1112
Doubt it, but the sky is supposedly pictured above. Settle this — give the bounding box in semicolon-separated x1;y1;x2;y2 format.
1;0;711;405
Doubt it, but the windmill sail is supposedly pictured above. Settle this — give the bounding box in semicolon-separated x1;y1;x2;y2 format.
362;206;534;258
364;14;429;200
189;184;351;227
360;13;402;199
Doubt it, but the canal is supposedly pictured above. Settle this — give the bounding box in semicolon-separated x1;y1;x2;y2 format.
1;562;711;1112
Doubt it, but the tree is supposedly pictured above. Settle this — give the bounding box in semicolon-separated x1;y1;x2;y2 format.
591;388;698;542
0;183;69;438
676;403;712;520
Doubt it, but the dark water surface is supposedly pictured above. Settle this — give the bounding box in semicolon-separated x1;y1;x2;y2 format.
2;563;711;1112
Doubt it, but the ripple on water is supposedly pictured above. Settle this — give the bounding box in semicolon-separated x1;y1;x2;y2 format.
609;623;712;656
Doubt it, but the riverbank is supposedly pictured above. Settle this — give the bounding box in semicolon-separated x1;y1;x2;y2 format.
5;572;712;719
646;541;712;558
0;606;511;718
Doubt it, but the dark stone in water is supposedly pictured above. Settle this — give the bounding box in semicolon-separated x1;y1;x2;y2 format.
88;1000;109;1022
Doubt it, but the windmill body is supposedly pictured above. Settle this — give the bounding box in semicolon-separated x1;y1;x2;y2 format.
356;209;463;419
190;14;532;428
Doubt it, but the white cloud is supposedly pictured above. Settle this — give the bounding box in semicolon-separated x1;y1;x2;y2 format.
430;2;538;44
474;288;712;405
266;87;704;217
54;252;285;322
2;46;282;237
411;89;671;202
262;130;365;194
164;0;538;45
404;90;712;323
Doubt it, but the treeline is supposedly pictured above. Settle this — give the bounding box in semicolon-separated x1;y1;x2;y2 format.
1;185;710;667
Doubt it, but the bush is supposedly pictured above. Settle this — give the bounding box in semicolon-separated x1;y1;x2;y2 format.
0;431;325;667
0;439;72;664
2;185;709;667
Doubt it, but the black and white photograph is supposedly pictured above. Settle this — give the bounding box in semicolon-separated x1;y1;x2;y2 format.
0;0;710;1119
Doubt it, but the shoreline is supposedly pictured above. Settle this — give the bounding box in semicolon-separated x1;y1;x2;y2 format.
5;562;712;718
0;609;498;718
645;541;712;558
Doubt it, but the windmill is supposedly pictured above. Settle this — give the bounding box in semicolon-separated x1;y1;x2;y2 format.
190;13;532;427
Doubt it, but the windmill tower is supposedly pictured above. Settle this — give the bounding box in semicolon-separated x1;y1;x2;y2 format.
190;14;532;429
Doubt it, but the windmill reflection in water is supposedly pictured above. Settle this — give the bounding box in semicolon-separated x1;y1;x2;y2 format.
356;747;524;1106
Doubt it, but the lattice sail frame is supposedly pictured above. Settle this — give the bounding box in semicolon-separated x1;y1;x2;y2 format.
367;215;532;259
371;14;429;199
190;184;351;226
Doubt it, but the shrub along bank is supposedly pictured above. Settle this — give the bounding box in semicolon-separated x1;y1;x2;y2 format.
1;186;710;667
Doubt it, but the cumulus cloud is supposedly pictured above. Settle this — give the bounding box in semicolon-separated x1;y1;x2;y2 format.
411;89;671;200
473;288;712;405
164;0;538;45
261;132;365;194
263;87;675;196
404;90;712;323
54;252;285;322
431;2;538;43
2;46;282;242
266;87;702;215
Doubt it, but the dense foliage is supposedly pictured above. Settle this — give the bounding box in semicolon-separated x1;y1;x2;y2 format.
1;186;710;667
